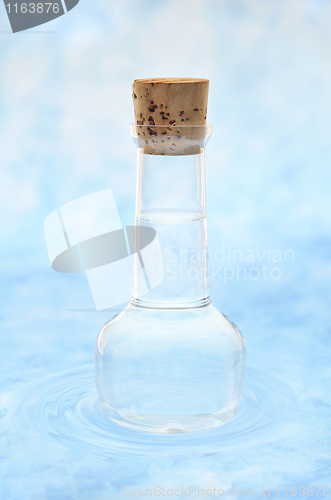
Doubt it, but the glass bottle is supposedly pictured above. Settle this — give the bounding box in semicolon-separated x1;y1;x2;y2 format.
95;117;246;433
95;78;246;433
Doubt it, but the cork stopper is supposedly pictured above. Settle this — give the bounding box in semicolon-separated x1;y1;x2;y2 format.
132;78;209;155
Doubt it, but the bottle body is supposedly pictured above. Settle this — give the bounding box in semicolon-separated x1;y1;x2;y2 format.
95;301;245;433
95;125;246;433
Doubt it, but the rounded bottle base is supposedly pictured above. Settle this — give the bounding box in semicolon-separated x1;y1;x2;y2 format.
100;398;241;434
95;302;246;434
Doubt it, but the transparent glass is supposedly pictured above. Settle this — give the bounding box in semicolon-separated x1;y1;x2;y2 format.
95;125;246;433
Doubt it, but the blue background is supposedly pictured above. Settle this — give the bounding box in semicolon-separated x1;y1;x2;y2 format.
0;1;330;498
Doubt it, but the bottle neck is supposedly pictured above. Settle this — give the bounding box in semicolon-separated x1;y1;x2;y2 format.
132;149;210;309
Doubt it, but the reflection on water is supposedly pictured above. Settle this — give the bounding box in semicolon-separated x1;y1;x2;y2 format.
15;363;302;460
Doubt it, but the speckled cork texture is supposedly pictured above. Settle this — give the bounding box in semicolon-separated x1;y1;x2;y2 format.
132;78;209;155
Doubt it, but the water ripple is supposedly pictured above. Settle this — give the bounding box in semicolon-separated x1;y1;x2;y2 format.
18;363;301;459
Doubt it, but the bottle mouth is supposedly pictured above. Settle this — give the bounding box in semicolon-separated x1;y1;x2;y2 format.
130;124;212;156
